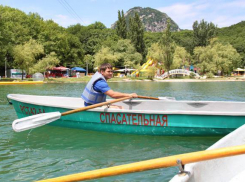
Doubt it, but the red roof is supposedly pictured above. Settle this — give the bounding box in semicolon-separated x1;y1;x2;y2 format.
52;66;69;71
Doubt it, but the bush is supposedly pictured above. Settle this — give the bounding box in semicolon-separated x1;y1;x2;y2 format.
0;78;15;82
189;72;196;79
145;67;156;80
206;72;214;78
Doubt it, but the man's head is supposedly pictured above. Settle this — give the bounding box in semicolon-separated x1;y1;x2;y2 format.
99;63;113;80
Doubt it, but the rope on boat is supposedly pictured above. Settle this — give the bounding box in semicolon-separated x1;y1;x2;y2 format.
37;144;245;182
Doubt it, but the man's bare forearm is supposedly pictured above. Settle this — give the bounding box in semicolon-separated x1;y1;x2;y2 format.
105;90;137;98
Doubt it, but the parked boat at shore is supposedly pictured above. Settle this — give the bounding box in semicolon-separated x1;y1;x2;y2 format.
7;94;245;135
170;124;245;182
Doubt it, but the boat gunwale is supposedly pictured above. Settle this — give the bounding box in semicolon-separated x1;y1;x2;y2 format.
7;94;245;116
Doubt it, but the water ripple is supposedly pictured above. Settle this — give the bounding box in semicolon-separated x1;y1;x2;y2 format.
0;82;243;181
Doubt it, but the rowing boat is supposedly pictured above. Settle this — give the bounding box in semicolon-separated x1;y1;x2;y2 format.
7;94;245;135
170;124;245;182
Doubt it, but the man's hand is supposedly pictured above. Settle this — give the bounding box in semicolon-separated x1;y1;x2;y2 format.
129;93;138;98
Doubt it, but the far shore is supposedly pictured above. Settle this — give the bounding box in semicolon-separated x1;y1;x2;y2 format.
43;76;245;83
153;78;245;82
2;76;245;83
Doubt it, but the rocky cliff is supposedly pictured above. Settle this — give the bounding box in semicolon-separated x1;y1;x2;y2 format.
111;7;180;32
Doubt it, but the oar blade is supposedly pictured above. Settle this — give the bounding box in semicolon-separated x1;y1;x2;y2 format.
12;112;61;132
158;97;176;100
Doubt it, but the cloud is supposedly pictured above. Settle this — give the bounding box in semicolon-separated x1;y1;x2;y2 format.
213;15;245;28
157;0;245;30
158;2;207;29
219;0;245;8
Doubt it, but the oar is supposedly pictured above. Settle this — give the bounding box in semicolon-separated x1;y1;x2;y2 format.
37;144;245;182
12;96;132;132
12;95;159;132
137;95;159;100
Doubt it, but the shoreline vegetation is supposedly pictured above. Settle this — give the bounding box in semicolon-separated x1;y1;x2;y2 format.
44;77;245;83
1;76;245;83
7;76;245;83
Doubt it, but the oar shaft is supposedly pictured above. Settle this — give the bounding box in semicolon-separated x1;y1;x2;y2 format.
62;95;158;116
37;144;245;182
138;95;159;100
61;96;132;116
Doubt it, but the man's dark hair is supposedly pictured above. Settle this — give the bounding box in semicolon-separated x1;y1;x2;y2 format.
99;63;112;72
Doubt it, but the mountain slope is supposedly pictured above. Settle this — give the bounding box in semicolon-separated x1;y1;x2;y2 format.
218;21;245;62
111;7;180;32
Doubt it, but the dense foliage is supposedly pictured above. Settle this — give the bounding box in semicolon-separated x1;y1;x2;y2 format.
93;39;142;67
217;21;245;66
193;39;241;75
159;20;175;73
116;10;127;39
128;13;146;61
193;20;217;47
0;5;244;76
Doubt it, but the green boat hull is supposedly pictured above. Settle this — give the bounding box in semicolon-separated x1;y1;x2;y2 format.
11;100;245;136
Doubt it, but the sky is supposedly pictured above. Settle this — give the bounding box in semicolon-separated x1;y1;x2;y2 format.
1;0;245;30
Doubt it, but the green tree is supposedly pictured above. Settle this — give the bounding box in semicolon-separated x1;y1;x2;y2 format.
172;46;191;69
87;21;106;30
217;21;245;66
145;66;157;80
172;30;194;54
94;39;142;68
116;10;127;39
67;23;118;57
84;54;93;74
193;39;241;75
193;46;211;74
144;32;162;51
38;20;66;59
93;47;118;67
121;11;127;39
57;33;84;67
0;6;32;69
13;39;44;79
112;39;142;67
0;11;5;64
128;13;146;60
29;52;60;75
160;19;176;75
193;19;217;47
147;43;163;62
27;13;44;40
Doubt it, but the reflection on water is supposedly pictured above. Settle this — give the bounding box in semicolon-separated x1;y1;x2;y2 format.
0;81;244;181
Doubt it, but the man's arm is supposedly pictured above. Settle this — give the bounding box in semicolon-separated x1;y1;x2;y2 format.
105;90;137;99
94;80;138;99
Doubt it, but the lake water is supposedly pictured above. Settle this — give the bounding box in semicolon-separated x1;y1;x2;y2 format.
1;81;245;182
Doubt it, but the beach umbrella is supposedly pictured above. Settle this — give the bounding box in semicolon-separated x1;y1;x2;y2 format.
71;67;86;72
234;68;244;71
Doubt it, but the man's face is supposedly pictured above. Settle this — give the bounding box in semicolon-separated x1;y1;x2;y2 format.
101;68;113;80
